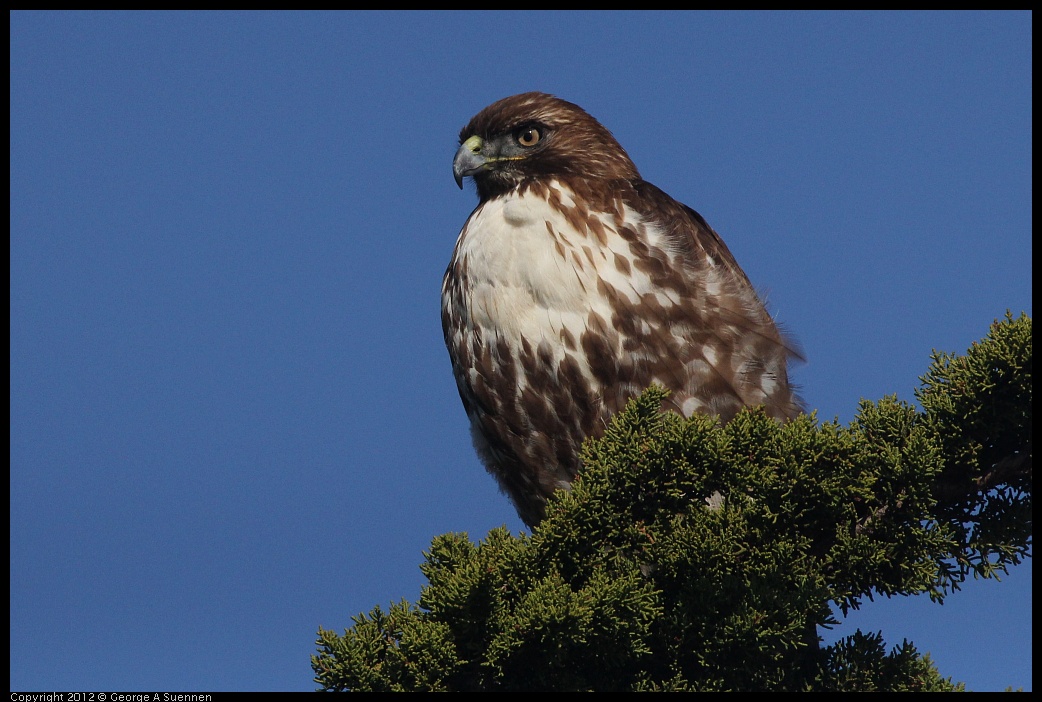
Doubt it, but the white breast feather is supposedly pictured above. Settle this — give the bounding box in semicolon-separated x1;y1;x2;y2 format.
450;181;682;395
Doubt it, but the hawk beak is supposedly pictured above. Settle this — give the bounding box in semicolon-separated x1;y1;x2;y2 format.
453;135;486;189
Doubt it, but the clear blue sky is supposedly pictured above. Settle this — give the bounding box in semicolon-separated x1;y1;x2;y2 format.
10;10;1031;692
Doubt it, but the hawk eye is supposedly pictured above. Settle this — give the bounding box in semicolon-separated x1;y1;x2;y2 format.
515;126;542;147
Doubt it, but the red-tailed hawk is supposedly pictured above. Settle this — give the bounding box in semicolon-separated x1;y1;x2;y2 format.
442;92;802;527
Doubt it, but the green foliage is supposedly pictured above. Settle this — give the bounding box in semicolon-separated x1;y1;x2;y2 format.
313;313;1030;691
917;312;1032;583
816;632;964;692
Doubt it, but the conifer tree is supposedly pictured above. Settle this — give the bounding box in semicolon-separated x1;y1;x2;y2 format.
313;312;1031;691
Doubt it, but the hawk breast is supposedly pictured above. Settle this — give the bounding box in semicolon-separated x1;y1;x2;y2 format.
441;178;707;525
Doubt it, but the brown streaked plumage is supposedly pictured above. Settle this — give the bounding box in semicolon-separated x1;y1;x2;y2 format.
442;92;802;527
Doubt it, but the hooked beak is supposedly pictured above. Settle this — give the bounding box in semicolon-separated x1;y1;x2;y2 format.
453;135;486;189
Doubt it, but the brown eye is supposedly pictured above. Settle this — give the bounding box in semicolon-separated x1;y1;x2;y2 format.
516;126;542;147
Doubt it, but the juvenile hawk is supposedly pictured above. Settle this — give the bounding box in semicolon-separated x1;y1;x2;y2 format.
442;92;802;527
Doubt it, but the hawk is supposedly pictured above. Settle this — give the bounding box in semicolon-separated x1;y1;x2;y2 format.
442;92;802;527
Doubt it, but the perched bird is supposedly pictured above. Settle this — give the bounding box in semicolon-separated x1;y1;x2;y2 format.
442;92;802;527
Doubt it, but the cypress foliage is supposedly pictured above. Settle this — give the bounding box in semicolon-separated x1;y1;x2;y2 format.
314;313;1030;691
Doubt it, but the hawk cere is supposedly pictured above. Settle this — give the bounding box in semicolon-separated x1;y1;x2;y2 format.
442;93;802;527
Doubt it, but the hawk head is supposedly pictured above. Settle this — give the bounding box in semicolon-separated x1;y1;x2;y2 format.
453;92;641;201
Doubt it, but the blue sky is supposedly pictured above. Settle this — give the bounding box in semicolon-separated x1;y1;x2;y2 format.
10;11;1031;692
